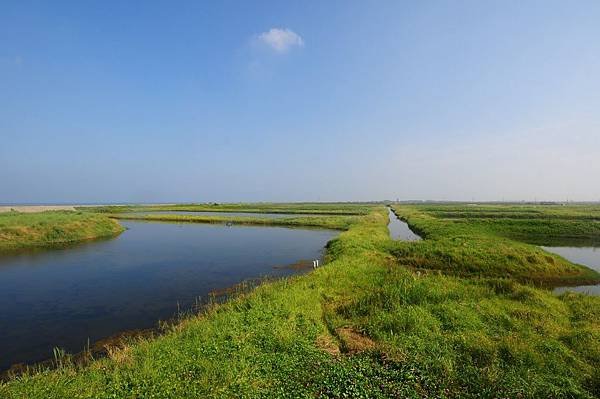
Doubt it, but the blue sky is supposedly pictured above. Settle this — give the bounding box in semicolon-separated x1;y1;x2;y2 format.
1;1;599;203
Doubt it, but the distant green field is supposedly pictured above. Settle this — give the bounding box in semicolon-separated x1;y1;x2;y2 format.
390;204;600;284
76;202;373;215
111;213;359;231
2;204;600;398
0;211;124;252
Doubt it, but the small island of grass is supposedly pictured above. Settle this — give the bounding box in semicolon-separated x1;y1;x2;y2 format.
0;211;124;252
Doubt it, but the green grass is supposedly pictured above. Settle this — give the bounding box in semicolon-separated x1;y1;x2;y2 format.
390;205;600;285
2;206;600;398
76;202;373;215
0;211;124;252
415;203;600;221
110;213;360;230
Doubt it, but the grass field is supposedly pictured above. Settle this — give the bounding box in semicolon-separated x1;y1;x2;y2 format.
0;211;124;252
110;213;360;231
2;204;600;398
390;205;600;284
76;202;374;215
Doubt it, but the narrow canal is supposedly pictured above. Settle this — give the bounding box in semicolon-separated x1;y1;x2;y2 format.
387;207;421;241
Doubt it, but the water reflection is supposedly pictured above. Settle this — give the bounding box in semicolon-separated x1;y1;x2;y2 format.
387;208;421;241
0;221;337;369
542;246;600;296
125;211;323;218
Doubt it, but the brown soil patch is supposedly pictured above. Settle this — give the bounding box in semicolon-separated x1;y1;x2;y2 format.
272;259;314;270
335;327;376;354
316;334;341;356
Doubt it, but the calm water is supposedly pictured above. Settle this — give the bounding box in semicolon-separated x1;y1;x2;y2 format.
0;221;336;369
543;246;600;295
126;211;322;218
387;208;421;241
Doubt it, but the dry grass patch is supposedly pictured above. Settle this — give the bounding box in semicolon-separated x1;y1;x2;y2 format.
315;334;341;357
335;327;376;354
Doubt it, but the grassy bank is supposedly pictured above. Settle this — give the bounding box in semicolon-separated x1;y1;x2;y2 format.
77;202;373;215
390;205;600;285
414;203;600;222
111;213;359;231
2;206;600;398
0;211;124;252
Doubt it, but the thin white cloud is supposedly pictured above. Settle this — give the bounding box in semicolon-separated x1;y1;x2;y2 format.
257;28;304;53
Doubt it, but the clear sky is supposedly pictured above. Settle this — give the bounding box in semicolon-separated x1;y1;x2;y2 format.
1;1;599;203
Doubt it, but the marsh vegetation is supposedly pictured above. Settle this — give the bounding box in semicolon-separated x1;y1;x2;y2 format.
1;203;600;398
